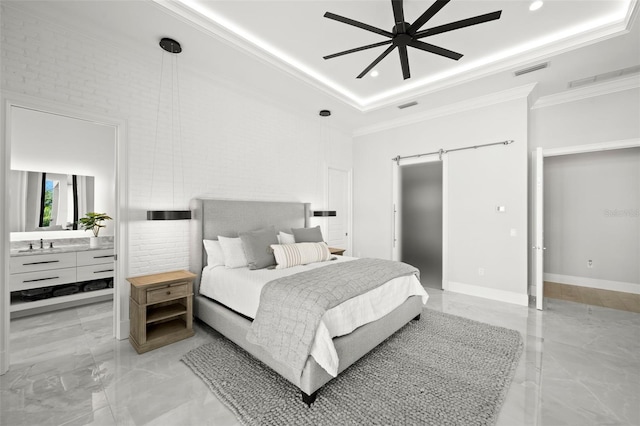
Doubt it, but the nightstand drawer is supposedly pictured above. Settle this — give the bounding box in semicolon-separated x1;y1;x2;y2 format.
146;282;189;304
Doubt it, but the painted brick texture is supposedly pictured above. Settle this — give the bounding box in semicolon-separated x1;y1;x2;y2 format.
1;4;353;277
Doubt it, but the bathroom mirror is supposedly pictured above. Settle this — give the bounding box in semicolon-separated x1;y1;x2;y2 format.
9;169;95;232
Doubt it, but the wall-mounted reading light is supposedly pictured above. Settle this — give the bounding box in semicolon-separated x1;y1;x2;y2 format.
147;210;192;220
312;211;337;217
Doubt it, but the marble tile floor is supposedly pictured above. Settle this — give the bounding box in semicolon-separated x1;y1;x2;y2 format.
1;290;639;426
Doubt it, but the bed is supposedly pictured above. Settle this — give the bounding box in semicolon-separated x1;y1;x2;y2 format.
189;199;427;405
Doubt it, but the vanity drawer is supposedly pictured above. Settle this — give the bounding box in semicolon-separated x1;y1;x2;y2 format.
77;263;115;282
146;282;189;304
10;252;76;274
77;249;115;266
10;267;77;292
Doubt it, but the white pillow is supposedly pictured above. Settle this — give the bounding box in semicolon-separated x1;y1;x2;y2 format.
278;231;295;245
218;236;248;268
203;239;225;267
270;242;331;269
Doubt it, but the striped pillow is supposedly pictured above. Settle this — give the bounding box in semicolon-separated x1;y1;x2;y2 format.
271;242;331;269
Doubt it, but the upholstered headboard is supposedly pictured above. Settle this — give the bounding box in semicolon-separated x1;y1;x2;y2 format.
189;199;310;292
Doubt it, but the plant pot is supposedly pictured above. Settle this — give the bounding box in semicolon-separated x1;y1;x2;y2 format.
89;236;100;248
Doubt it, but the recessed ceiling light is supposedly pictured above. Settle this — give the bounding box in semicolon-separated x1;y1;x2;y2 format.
530;1;544;11
370;70;379;78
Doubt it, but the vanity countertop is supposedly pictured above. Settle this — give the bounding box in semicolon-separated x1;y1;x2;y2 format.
10;237;114;257
10;244;114;257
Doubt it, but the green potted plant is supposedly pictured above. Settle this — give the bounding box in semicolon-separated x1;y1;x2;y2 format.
79;212;112;247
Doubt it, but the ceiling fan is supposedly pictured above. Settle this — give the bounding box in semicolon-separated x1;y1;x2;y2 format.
323;0;502;80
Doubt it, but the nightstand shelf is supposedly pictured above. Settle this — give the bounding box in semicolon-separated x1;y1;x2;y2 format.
128;270;195;354
147;318;188;342
147;303;188;324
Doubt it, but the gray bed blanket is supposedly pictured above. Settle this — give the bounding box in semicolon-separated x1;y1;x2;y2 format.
246;258;419;378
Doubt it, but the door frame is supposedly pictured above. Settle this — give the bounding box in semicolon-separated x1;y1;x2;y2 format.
0;92;129;374
532;138;640;311
392;155;449;290
326;166;353;255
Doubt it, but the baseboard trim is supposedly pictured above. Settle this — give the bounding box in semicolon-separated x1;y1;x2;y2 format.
118;319;130;341
544;273;640;295
447;281;529;306
0;349;7;375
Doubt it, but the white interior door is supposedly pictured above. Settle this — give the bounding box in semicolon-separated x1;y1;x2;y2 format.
327;168;350;253
534;147;545;310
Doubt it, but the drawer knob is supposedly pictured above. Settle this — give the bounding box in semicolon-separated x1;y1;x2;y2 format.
166;291;171;295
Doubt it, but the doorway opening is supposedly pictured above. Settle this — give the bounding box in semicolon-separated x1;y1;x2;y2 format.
400;162;443;289
326;167;352;255
532;139;640;310
1;95;128;375
393;156;446;291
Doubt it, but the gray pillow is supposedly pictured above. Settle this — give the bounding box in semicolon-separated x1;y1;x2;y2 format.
291;225;324;243
239;226;278;270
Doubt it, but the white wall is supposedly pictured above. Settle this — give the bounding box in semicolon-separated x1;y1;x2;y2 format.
10;107;116;237
1;4;352;274
353;96;529;305
531;88;640;149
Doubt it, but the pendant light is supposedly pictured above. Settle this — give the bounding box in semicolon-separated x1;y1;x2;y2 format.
147;37;191;220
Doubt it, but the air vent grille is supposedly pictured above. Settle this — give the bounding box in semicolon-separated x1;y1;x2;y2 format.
568;65;640;88
514;62;549;77
398;101;418;109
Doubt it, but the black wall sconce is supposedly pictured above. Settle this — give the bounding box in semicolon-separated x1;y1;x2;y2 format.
312;211;337;217
147;210;191;220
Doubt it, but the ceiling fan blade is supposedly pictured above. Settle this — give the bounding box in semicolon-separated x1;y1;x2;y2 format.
324;12;394;38
357;44;396;78
398;45;410;79
407;0;450;35
392;0;405;26
408;39;463;60
414;10;502;38
323;40;393;60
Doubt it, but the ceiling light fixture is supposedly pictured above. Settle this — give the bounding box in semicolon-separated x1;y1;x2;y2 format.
370;70;380;78
319;109;331;117
147;38;191;221
529;1;544;11
323;0;503;80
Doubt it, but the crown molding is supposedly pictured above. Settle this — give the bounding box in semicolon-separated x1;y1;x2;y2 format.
152;0;363;110
159;0;636;112
353;83;536;138
531;74;640;109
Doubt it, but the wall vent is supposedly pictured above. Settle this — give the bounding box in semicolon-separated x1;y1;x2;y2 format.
514;62;549;77
398;101;418;109
568;65;640;89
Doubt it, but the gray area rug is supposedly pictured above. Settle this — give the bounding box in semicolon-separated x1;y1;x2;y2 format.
182;309;523;425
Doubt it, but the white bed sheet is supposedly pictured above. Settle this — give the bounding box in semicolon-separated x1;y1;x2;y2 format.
200;256;428;376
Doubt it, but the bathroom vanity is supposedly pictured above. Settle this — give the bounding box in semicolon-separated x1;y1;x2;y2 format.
9;241;114;317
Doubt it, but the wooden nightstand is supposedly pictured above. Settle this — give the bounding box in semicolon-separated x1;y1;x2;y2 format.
128;270;195;354
329;247;346;256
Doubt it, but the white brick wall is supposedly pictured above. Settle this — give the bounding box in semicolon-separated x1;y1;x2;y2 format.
1;4;353;277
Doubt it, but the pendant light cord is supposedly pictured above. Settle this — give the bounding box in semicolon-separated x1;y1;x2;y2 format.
150;49;166;204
